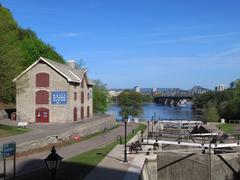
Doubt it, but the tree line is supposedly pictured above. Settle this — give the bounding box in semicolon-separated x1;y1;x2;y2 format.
193;83;240;122
0;5;64;103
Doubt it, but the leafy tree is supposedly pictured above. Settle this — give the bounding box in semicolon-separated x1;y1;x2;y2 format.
141;94;153;102
0;5;64;103
202;102;220;123
117;90;143;119
193;83;240;121
92;80;108;114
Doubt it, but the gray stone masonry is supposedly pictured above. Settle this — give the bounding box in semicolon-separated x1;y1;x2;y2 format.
157;151;240;180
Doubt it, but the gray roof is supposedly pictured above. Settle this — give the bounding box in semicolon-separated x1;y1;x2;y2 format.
13;57;92;85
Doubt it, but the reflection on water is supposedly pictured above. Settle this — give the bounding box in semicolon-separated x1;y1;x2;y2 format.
106;103;202;121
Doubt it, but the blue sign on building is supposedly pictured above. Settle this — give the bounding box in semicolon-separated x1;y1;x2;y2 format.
3;142;16;157
51;91;67;104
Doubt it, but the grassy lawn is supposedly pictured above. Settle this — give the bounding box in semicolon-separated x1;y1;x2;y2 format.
15;123;146;180
217;123;235;135
0;124;31;138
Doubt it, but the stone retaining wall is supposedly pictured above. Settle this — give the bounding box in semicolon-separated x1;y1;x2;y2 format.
17;117;117;153
157;152;240;180
141;159;157;180
0;110;8;120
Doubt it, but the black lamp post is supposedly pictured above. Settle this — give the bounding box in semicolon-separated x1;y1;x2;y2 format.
147;120;150;140
151;116;154;133
44;146;63;180
123;117;128;162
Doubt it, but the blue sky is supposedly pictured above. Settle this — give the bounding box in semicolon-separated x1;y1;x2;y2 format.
1;0;240;89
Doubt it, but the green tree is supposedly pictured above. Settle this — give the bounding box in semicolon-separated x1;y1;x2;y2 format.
202;102;220;123
92;80;108;114
193;84;240;121
117;90;143;119
0;5;64;103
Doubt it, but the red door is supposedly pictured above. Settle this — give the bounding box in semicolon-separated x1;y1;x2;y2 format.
74;107;77;121
36;108;49;123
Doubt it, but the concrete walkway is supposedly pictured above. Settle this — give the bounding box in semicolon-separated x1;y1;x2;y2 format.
0;123;138;178
85;131;156;180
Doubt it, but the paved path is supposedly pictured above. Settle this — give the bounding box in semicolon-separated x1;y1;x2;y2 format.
85;130;156;180
0;116;109;145
0;123;138;178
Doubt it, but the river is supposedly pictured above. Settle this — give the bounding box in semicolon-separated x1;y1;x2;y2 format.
106;103;202;121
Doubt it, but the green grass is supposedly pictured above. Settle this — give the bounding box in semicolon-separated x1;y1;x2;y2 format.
15;123;146;180
217;123;235;134
125;123;145;143
81;124;119;141
0;124;31;138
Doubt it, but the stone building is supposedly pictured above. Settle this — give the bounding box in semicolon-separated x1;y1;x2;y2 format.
13;57;93;123
215;84;226;92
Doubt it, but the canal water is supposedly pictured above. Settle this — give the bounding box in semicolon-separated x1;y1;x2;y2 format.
106;103;202;121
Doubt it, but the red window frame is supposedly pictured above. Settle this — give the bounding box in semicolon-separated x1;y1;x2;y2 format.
36;90;49;104
36;73;49;87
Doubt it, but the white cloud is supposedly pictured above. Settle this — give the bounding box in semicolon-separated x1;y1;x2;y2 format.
215;47;240;57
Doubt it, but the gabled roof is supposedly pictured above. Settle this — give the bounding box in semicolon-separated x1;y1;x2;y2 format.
13;57;92;85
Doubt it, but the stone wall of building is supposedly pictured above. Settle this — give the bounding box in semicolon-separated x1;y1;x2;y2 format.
16;62;70;123
16;61;93;123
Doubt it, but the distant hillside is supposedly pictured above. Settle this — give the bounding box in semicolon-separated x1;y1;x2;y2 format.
0;4;65;103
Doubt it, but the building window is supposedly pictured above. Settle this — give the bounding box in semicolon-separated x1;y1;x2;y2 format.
81;91;84;104
74;92;77;101
81;78;84;88
81;106;84;119
87;106;90;118
87;93;90;101
36;90;49;104
36;73;49;87
73;107;77;121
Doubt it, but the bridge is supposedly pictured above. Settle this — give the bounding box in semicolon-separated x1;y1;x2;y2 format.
154;96;193;106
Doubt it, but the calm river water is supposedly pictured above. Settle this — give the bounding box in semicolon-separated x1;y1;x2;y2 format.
106;103;202;121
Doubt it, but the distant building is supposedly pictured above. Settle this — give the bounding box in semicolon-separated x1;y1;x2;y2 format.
215;84;226;92
108;90;122;97
179;90;190;97
190;86;209;96
134;86;141;93
152;87;157;93
140;88;152;95
230;79;240;88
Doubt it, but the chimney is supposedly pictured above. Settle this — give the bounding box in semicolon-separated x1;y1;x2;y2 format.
67;60;77;69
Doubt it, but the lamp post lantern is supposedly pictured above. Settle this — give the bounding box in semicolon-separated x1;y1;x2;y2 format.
123;117;128;162
44;146;63;180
